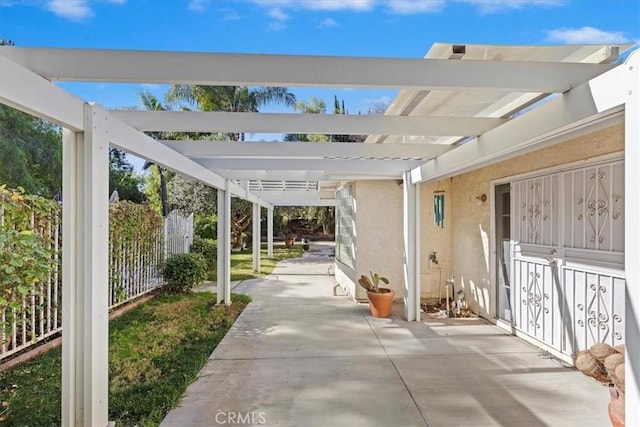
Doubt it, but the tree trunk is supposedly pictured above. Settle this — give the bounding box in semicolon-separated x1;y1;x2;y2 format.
158;165;169;216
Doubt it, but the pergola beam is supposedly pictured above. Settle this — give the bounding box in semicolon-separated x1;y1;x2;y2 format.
214;170;397;181
252;203;261;273
1;47;612;93
0;54;84;131
217;182;231;305
98;105;272;208
161;141;453;159
113;110;504;137
251;190;334;200
197;158;424;173
0;55;271;209
269;199;336;207
61;106;110;427
410;83;624;183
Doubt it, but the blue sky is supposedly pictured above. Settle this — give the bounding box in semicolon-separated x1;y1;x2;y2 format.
1;0;639;154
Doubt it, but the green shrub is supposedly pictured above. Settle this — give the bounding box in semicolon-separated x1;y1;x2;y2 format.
162;253;206;292
194;214;217;239
190;236;217;273
0;185;58;334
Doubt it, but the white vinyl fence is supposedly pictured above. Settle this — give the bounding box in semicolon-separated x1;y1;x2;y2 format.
164;211;194;256
0;203;193;361
0;206;61;359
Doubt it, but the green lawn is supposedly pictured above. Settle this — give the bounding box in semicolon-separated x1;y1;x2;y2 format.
0;292;250;427
205;242;303;281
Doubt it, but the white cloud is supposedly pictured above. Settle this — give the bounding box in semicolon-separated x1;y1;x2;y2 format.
247;0;566;17
223;11;240;20
188;0;209;12
386;0;445;14
317;18;339;28
458;0;563;14
42;0;125;21
545;26;631;44
249;0;374;12
268;7;288;20
46;0;93;20
267;21;286;31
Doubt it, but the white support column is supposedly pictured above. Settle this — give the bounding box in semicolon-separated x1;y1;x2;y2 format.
216;182;231;305
252;203;261;273
267;207;274;259
402;171;421;321
61;104;110;427
624;53;640;427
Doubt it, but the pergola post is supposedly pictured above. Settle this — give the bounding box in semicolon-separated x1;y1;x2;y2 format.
624;53;639;427
267;207;274;259
252;203;261;273
402;171;421;321
61;104;110;427
217;182;231;305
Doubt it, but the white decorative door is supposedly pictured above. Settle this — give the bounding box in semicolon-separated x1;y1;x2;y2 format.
511;160;625;356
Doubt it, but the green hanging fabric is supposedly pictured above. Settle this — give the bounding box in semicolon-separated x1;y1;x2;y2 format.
434;194;445;228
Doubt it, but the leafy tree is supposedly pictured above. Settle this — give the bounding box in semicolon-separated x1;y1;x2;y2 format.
306;206;335;235
230;198;253;248
109;148;144;203
167;84;296;242
284;95;365;143
143;165;163;215
284;97;329;142
0;105;62;197
167;174;217;215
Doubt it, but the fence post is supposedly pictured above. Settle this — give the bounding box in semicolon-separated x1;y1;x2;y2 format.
186;213;193;251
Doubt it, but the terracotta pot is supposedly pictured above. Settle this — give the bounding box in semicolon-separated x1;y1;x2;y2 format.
608;384;625;427
367;289;395;318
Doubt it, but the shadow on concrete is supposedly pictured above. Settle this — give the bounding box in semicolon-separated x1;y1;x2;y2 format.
162;254;611;427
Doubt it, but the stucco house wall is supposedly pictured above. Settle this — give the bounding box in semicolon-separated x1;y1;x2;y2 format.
448;124;624;319
419;180;453;301
336;125;623;313
335;180;404;301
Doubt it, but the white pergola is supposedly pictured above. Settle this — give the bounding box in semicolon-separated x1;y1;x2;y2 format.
0;43;638;426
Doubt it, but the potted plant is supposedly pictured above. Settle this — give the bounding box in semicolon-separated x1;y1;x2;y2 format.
358;271;395;318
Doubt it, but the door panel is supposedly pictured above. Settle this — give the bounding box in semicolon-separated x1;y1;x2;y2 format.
495;184;511;322
562;266;625;355
510;159;625;357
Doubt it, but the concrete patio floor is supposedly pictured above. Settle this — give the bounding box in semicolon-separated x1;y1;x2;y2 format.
161;244;612;427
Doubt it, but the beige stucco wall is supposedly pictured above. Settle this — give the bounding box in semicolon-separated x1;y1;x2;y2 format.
353;180;404;300
449;124;624;319
334;180;404;301
334;124;624;313
419;180;453;301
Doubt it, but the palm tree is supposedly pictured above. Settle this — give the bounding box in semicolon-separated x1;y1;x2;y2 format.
138;90;170;216
167;84;296;246
167;85;296;140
